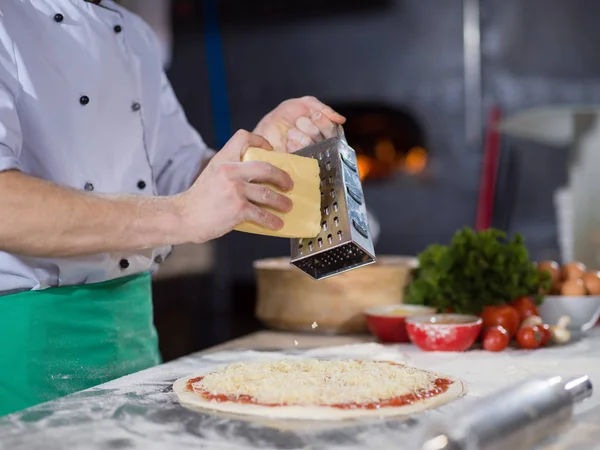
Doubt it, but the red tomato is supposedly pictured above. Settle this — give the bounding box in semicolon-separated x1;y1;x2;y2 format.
516;325;543;349
539;324;551;346
482;326;510;352
511;296;539;322
481;305;520;338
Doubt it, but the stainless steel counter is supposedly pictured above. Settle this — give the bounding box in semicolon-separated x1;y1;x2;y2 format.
1;329;600;450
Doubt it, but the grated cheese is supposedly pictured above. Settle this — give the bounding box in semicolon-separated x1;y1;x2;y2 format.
192;359;441;406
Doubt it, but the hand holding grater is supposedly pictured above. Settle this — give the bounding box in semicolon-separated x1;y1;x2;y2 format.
290;125;376;280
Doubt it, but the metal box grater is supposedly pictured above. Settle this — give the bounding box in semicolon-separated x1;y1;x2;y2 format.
290;126;376;280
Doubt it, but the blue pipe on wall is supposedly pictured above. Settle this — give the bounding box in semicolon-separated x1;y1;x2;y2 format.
203;0;232;148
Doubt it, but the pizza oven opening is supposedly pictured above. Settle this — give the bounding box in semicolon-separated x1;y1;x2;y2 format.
328;102;429;183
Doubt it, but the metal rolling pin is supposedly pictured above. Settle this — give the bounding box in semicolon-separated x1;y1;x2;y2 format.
416;375;593;450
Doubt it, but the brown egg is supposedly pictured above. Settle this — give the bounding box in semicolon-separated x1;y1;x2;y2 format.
582;271;600;295
560;278;587;296
550;280;563;295
561;261;587;281
537;260;561;283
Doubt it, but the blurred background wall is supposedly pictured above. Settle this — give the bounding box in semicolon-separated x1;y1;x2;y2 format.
119;0;600;360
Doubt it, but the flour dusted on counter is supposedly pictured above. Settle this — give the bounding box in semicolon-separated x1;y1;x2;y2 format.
7;335;600;449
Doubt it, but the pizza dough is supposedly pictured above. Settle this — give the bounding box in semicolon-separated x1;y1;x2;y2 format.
173;359;465;420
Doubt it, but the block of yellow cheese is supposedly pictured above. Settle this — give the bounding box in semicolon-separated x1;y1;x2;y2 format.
233;147;321;239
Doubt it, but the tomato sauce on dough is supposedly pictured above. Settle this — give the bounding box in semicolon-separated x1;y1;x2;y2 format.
185;376;453;409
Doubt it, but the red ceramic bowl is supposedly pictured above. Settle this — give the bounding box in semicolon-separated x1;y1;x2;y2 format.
405;314;482;352
364;305;437;343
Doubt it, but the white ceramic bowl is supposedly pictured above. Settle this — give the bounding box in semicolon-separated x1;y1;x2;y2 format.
538;295;600;336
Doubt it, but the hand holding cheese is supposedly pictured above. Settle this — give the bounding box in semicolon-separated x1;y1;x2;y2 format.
234;147;321;238
177;130;295;243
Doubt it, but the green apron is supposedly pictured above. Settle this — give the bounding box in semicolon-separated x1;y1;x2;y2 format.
0;272;161;417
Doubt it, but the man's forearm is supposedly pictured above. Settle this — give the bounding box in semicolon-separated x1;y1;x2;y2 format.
0;171;185;258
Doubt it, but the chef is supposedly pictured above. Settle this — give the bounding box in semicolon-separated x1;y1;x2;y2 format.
0;0;345;416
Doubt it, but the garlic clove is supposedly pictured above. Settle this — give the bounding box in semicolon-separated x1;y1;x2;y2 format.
556;315;571;330
550;327;570;344
521;315;543;328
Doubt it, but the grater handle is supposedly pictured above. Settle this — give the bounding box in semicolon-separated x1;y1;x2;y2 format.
335;124;348;144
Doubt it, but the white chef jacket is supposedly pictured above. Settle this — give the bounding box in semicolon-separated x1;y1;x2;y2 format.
0;0;214;294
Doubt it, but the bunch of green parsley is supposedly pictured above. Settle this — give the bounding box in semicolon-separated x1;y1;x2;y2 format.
405;227;551;315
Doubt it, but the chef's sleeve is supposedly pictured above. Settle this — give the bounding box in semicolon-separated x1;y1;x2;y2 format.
0;23;23;173
152;70;215;196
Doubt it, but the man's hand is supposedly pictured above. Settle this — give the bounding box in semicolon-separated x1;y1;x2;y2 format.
253;96;346;153
175;130;294;243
